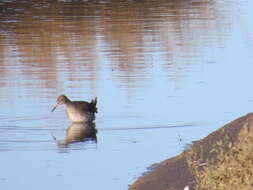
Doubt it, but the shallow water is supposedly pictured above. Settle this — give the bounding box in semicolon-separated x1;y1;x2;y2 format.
0;0;253;189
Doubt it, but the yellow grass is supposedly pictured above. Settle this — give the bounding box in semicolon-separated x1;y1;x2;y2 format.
188;123;253;190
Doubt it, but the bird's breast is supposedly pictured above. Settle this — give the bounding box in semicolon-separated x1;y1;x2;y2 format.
66;106;95;122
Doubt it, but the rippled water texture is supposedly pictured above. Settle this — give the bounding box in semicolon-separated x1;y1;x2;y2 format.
0;0;253;189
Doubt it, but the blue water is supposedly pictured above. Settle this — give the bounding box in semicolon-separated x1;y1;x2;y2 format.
0;0;253;189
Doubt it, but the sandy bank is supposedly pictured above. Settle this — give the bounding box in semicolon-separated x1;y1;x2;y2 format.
129;113;253;190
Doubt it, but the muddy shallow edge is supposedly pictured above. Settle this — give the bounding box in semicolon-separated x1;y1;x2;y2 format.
129;113;253;190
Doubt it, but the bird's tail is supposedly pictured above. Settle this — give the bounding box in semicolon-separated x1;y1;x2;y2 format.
91;97;98;113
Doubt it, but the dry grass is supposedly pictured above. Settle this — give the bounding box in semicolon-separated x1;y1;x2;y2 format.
188;123;253;190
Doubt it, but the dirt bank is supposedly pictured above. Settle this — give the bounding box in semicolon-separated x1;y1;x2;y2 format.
129;113;253;190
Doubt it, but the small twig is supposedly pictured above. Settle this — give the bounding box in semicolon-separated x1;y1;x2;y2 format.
178;134;182;145
51;132;57;141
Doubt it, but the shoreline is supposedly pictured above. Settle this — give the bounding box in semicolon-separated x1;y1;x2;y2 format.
129;113;253;190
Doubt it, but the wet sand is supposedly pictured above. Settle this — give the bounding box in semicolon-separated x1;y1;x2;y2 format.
129;113;253;190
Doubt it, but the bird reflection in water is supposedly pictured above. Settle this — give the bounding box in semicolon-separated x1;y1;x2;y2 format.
54;122;97;148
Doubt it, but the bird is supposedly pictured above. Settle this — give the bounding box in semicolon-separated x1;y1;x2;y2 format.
51;95;98;122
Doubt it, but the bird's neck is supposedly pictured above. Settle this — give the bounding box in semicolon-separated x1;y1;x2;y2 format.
64;98;72;105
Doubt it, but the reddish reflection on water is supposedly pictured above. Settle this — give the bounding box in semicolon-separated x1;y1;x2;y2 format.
0;0;231;93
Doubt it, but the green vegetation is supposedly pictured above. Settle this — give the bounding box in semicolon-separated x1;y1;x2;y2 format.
188;123;253;190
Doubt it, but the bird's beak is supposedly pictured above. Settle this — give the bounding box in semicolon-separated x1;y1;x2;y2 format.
51;103;59;112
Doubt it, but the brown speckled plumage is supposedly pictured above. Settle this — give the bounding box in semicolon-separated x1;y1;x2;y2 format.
51;95;97;122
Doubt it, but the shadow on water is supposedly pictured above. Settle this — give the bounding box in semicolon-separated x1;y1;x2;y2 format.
0;121;199;151
100;123;198;131
53;121;97;149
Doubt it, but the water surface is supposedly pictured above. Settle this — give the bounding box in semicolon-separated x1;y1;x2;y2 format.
0;0;253;189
